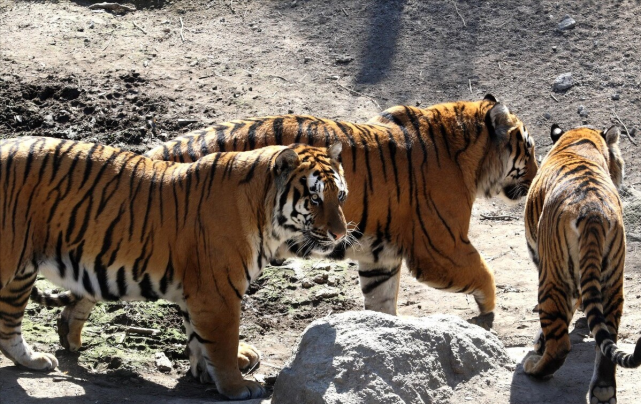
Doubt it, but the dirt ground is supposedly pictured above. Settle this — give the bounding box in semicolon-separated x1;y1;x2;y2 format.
1;0;641;403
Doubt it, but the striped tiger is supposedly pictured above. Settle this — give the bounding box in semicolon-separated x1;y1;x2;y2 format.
523;125;641;404
40;95;537;337
146;95;537;318
0;136;347;400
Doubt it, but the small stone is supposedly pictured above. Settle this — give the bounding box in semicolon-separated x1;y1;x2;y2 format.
314;287;339;300
301;279;314;289
552;46;557;52
577;105;589;118
335;56;353;65
553;72;573;92
543;112;551;120
313;273;328;285
327;276;338;286
612;93;620;101
304;57;312;63
155;352;173;373
558;15;576;31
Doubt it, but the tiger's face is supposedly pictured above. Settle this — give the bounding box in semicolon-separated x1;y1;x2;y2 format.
273;143;349;256
483;103;538;202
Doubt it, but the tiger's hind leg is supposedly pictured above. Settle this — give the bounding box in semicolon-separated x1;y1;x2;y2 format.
0;271;58;370
588;257;624;404
523;259;575;378
358;260;402;315
57;297;95;352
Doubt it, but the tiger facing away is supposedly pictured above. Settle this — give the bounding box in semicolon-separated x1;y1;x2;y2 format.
0;137;347;400
523;125;641;404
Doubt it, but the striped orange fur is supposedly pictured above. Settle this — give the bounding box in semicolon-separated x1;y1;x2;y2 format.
523;125;640;404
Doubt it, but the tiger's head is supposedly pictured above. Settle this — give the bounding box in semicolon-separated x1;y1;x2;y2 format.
550;124;625;189
271;143;349;256
480;98;538;202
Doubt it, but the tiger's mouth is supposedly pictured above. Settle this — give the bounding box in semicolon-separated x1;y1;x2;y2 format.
284;233;341;257
503;182;530;201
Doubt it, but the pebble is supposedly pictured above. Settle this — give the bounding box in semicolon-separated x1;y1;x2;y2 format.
558;15;576;31
553;72;573;92
577;105;589;118
335;56;353;65
301;279;314;289
612;93;620;101
314;287;339;300
313;273;328;284
543;112;551;120
155;352;173;373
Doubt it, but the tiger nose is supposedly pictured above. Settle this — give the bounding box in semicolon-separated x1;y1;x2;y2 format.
329;230;345;241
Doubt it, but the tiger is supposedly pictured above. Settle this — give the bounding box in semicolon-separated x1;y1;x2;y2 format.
0;136;347;400
523;124;641;404
41;95;537;340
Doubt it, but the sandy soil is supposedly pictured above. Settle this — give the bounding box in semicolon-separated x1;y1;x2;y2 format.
1;1;641;403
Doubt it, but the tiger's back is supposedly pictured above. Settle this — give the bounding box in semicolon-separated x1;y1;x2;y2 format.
523;125;641;404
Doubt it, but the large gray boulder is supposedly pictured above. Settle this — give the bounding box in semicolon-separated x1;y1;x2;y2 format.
272;312;512;404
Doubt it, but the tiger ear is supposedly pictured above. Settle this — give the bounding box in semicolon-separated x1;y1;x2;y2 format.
273;148;300;176
328;142;342;161
603;125;620;146
550;124;564;143
484;94;498;103
488;103;511;132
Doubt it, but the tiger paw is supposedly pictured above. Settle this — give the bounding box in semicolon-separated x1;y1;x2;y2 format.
20;352;59;371
522;352;544;377
218;379;266;400
468;311;494;330
590;385;616;404
238;341;261;372
57;312;82;352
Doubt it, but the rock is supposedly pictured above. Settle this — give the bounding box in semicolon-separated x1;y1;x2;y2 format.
558;15;576;31
272;312;512;404
553;72;573;92
155;352;173;373
301;279;314;289
313;273;328;284
335;56;354;65
543;112;551;120
577;105;588;117
612;93;620;101
313;287;339;300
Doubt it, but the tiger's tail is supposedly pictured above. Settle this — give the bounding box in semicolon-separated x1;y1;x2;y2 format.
579;216;641;368
30;286;79;308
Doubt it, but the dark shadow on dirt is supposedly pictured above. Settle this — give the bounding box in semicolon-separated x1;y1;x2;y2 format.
508;318;593;403
355;0;407;85
0;348;254;403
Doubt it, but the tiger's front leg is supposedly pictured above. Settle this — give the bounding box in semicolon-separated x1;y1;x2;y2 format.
358;261;402;315
0;272;58;371
183;294;265;400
